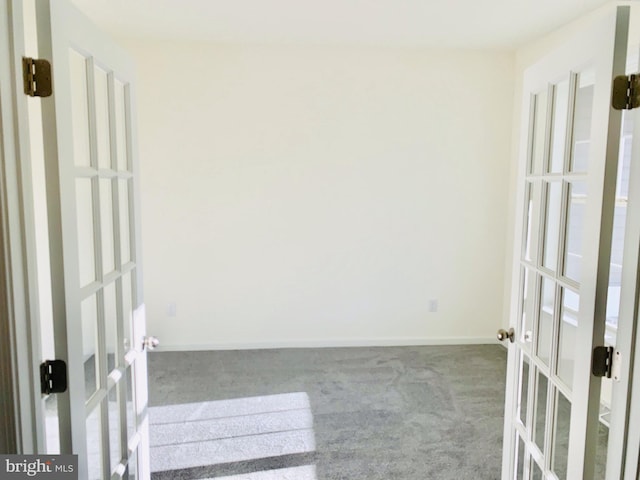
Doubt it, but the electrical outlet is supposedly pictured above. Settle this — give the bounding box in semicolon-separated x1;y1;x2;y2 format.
428;299;438;313
167;302;177;317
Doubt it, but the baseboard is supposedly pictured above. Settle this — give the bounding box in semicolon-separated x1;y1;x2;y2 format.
154;336;499;352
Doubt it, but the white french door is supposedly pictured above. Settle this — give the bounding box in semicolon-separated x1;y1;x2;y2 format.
23;0;151;478
501;5;632;480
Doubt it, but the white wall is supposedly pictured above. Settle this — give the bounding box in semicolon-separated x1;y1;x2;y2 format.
121;40;515;349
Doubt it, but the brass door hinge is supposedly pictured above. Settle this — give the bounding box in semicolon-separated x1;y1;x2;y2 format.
22;57;52;97
612;73;640;110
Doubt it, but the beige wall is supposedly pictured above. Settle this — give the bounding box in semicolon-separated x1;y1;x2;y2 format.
122;40;515;349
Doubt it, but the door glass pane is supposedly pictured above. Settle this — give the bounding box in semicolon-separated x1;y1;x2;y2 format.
532;459;544;480
595;423;609;480
520;267;535;349
82;294;99;401
44;396;60;454
569;69;595;173
94;66;112;170
108;386;122;473
607;205;626;335
617;113;633;200
516;432;526;480
563;181;587;283
523;182;537;263
100;179;116;275
549;78;570;173
76;178;96;287
558;288;579;387
114;79;129;171
530;90;549;175
553;390;571;480
606;112;632;338
119;179;131;264
537;277;555;366
534;370;548;451
86;405;104;480
518;353;530;428
543;181;563;271
69;51;91;167
104;282;118;373
127;448;138;480
126;366;136;438
122;272;133;352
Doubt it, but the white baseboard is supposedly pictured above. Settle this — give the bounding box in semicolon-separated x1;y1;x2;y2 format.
154;336;499;352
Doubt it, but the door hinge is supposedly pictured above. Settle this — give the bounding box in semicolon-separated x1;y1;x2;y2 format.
612;73;640;110
40;360;67;395
22;57;52;97
592;346;621;381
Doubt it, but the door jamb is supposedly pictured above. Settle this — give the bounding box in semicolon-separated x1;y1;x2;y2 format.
616;34;640;476
0;0;45;454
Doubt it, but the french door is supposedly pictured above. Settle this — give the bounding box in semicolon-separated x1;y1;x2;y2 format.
3;0;152;478
501;5;633;480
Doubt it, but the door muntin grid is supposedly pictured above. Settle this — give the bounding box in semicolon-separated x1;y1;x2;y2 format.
513;69;593;479
70;49;140;479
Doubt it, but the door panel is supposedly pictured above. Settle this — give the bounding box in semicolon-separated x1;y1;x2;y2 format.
502;6;629;479
34;0;148;478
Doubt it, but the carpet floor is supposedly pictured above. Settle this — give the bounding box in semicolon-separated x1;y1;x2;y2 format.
147;345;515;479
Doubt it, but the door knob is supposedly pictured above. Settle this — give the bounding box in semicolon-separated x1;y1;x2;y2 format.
497;328;515;343
143;336;160;351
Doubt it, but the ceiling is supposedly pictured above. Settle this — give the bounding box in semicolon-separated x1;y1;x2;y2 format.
70;0;612;50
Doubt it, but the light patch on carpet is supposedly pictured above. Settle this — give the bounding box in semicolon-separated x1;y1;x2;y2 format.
149;392;316;472
203;465;317;480
150;392;311;424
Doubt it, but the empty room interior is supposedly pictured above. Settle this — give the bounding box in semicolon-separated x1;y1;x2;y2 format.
3;0;640;479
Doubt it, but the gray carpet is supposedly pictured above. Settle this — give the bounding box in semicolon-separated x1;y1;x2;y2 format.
148;345;509;479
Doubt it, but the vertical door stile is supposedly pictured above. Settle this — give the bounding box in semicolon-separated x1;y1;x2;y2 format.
502;85;532;480
34;0;87;465
128;74;150;476
568;7;628;479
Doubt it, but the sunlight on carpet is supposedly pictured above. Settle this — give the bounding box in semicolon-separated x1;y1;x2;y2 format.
202;464;317;480
149;392;316;474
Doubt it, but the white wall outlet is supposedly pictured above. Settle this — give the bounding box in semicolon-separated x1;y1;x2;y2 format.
167;302;177;317
428;299;438;313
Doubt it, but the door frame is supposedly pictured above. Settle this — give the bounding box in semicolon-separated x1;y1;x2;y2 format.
0;0;46;455
624;309;640;478
616;96;640;476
